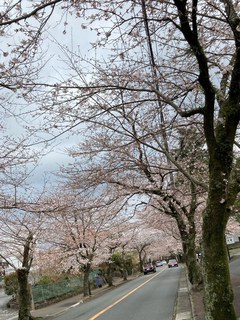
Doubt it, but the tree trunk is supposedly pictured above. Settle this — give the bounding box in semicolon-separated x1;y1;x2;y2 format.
17;268;33;320
106;262;113;287
121;249;127;280
83;263;91;297
185;237;202;288
184;219;202;288
122;268;127;281
138;251;144;273
202;164;236;319
175;209;202;288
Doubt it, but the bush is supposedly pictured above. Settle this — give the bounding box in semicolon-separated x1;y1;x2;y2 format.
111;251;137;275
37;274;70;285
32;276;84;303
4;272;18;296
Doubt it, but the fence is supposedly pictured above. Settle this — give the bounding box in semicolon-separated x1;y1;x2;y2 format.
32;271;99;304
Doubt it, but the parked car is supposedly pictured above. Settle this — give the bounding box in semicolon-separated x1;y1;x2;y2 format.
143;263;156;275
168;259;178;268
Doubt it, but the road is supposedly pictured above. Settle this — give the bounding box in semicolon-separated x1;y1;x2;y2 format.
229;255;240;316
52;266;181;320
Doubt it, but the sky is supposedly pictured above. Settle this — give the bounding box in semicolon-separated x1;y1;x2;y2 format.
29;8;105;187
3;4;103;191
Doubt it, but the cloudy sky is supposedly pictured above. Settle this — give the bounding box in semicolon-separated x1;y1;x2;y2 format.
3;5;103;190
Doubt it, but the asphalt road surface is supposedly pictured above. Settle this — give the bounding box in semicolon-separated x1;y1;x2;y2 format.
229;255;240;316
52;266;181;320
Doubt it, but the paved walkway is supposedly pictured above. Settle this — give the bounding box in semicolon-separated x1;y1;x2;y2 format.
174;267;193;320
0;288;17;320
0;289;11;309
191;255;240;320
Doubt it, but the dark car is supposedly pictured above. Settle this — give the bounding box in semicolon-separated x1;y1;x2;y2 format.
143;263;156;275
168;259;178;268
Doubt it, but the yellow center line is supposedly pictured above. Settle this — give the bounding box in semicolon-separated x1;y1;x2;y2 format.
88;268;166;320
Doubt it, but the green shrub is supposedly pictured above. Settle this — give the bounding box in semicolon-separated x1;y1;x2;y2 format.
4;272;18;296
111;251;137;275
37;274;69;285
39;272;87;284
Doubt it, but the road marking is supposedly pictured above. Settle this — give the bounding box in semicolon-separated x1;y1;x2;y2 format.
88;269;165;320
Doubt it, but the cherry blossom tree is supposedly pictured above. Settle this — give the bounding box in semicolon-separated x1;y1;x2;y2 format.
0;0;62;89
44;189;134;296
130;228;151;273
226;218;240;235
2;1;240;319
129;224;170;272
0;207;48;320
0;181;63;320
137;209;189;257
101;224;133;286
21;1;207;289
0;1;63;213
56;112;205;287
29;1;240;318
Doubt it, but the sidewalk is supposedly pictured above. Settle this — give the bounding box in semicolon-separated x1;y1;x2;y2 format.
173;266;193;320
178;255;240;320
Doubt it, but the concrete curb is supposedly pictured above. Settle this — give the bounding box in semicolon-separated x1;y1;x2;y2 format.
174;265;193;320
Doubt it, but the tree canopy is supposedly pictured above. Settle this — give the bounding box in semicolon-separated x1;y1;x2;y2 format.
1;1;240;319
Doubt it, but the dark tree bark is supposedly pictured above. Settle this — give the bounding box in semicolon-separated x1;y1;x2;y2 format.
17;269;33;320
134;244;148;273
17;233;34;320
202;149;236;319
106;262;113;287
171;0;240;317
169;201;202;288
83;263;91;297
